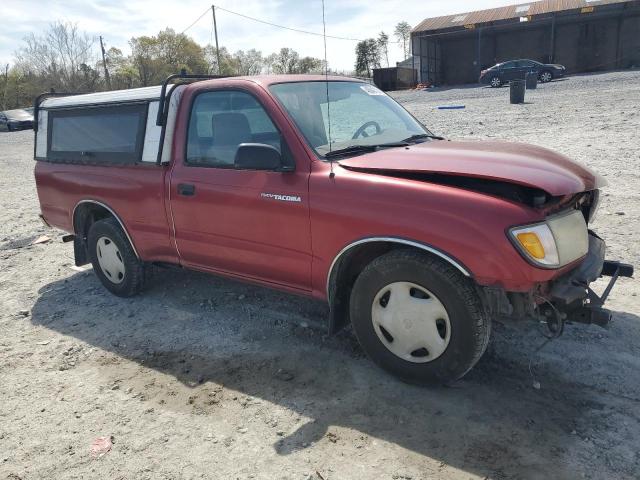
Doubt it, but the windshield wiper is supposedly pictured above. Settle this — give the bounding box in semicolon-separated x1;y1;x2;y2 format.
324;142;409;159
402;133;445;142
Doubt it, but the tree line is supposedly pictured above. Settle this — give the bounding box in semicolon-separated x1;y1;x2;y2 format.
1;21;328;109
2;19;413;110
355;21;411;77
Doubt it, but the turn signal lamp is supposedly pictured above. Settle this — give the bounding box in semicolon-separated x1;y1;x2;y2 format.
516;232;545;259
510;223;560;267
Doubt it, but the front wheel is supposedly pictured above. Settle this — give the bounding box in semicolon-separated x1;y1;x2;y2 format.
87;217;145;297
489;76;502;88
349;250;490;385
539;70;553;83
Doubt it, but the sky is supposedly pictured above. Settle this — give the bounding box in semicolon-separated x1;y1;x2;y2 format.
0;0;518;73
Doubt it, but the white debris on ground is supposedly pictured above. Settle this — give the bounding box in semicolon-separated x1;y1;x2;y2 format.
1;70;639;480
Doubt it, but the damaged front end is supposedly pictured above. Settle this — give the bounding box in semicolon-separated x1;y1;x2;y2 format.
548;232;633;328
483;231;634;335
336;139;632;335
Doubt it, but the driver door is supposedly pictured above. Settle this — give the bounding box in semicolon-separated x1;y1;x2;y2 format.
501;61;518;81
516;60;535;79
169;89;312;292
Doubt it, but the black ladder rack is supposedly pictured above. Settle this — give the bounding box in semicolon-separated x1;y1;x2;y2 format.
155;72;228;127
155;72;228;165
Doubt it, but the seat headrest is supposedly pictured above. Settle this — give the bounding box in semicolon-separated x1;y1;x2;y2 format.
212;113;251;146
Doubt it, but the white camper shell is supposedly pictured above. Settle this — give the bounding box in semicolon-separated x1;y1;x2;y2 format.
35;84;184;165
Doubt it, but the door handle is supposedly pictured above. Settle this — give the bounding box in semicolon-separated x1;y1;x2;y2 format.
178;183;195;196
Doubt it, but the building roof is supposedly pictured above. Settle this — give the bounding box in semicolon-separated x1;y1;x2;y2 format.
413;0;632;33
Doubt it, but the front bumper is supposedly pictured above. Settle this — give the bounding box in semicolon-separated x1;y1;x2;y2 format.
549;232;633;327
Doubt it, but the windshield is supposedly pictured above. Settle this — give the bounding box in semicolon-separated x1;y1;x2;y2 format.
270;81;430;158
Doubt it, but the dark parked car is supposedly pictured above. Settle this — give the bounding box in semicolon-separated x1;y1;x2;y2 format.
0;109;34;131
480;60;566;87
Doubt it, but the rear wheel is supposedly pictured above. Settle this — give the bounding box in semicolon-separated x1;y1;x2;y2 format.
489;76;502;88
539;70;553;83
349;250;490;385
87;217;145;297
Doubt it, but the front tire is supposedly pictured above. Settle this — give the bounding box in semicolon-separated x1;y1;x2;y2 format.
350;250;490;385
489;76;502;88
87;217;145;297
539;70;553;83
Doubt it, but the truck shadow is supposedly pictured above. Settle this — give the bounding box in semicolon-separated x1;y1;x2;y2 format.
30;268;639;479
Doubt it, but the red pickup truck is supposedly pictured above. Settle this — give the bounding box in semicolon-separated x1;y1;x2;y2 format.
33;74;632;384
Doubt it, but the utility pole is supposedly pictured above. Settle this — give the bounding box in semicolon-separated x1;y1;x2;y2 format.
99;36;112;90
212;5;222;75
2;64;8;110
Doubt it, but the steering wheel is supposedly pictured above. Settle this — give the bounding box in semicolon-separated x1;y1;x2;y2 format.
352;121;382;139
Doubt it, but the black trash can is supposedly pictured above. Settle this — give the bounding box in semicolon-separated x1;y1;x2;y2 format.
526;72;538;90
510;79;526;104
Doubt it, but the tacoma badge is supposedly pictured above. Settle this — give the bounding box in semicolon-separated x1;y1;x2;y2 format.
260;192;302;203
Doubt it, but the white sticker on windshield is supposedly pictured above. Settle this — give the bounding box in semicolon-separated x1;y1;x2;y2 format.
360;84;385;96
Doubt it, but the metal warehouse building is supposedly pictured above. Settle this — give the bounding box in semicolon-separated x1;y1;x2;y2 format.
411;0;640;85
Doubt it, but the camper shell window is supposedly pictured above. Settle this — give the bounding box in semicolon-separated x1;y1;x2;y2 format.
46;103;148;164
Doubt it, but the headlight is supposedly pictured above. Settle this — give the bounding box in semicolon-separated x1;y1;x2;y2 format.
509;210;589;268
510;223;560;267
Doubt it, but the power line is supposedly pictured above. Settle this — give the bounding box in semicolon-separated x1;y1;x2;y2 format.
181;4;399;43
181;6;212;34
214;4;364;41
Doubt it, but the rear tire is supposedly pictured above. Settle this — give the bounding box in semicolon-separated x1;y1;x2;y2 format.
349;249;490;385
87;217;145;297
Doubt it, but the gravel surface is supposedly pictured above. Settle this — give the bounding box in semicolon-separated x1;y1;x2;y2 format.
1;70;639;480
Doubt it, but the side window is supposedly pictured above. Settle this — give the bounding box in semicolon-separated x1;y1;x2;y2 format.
186;90;285;169
516;60;534;68
47;103;147;163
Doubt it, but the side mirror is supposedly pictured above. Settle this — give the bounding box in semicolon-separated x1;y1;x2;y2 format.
235;143;291;171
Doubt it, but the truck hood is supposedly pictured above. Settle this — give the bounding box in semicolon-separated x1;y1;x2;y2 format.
337;140;605;196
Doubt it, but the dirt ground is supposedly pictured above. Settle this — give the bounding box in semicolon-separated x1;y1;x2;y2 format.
1;70;639;480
